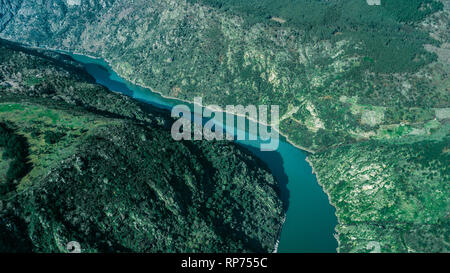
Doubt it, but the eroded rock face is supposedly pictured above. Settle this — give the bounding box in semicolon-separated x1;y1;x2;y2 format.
1;0;447;152
0;0;20;32
366;0;381;6
66;0;82;6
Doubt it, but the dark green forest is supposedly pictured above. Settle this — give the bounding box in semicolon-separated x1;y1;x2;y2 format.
189;0;442;73
0;123;31;193
0;41;284;253
0;0;447;253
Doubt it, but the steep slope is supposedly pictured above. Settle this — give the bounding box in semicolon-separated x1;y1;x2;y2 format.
0;40;284;253
0;0;448;151
0;0;448;252
309;139;449;253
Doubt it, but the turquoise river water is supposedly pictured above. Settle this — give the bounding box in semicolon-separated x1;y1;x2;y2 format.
69;53;338;253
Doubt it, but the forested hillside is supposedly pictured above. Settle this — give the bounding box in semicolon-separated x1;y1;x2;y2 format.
0;41;284;253
0;0;448;151
0;0;448;252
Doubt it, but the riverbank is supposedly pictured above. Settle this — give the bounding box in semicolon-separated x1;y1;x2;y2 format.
305;157;341;253
70;49;338;253
29;44;338;252
27;44;318;154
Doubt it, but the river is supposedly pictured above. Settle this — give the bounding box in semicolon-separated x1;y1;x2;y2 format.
68;53;338;253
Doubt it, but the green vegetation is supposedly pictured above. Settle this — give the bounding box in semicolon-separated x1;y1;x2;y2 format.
193;0;443;24
384;0;443;22
1;0;447;151
0;123;31;193
309;138;449;253
0;0;448;252
24;76;44;87
191;0;442;73
0;41;284;253
43;131;66;144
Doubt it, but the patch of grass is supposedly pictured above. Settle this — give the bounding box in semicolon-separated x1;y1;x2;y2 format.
0;104;25;112
24;76;44;87
0;102;121;189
